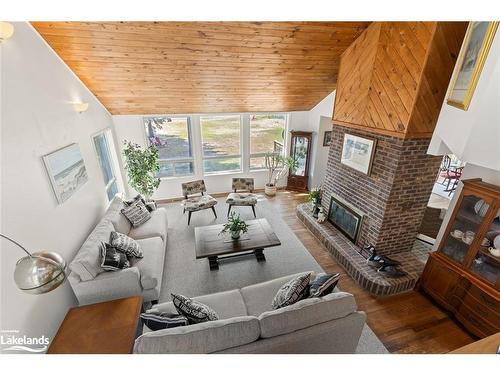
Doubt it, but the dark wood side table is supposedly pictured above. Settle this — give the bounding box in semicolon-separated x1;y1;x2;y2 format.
48;296;143;354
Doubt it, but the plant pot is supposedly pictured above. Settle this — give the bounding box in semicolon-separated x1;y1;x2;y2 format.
265;184;277;196
231;230;241;240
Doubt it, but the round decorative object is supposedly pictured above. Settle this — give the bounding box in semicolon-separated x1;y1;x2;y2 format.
474;199;500;218
14;251;67;294
264;184;277;197
489;248;500;258
494;234;500;249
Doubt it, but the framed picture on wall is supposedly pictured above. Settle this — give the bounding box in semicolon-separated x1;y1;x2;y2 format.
323;130;332;147
340;133;377;175
42;143;89;204
446;21;499;110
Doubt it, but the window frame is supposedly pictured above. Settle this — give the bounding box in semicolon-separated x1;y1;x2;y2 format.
143;115;196;179
92;128;119;201
200;114;243;175
249;113;288;171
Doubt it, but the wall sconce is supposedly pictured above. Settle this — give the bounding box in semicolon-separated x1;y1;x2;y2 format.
74;102;89;113
0;22;14;42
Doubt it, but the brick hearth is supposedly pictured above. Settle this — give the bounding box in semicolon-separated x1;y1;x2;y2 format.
322;124;442;255
297;203;430;296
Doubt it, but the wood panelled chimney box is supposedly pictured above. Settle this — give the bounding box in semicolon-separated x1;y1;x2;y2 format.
300;22;468;295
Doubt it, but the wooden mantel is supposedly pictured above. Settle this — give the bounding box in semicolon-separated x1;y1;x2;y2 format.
332;22;468;139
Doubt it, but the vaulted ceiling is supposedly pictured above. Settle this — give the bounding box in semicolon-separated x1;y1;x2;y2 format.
31;22;370;115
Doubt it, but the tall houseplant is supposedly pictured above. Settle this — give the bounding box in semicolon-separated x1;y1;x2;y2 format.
264;152;296;196
122;141;160;199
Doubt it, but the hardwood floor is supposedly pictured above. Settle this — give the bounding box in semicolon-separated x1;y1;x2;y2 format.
269;190;475;354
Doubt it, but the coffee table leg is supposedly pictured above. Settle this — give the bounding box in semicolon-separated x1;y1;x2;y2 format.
254;248;266;262
208;256;219;270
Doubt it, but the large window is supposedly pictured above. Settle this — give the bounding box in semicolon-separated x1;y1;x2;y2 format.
200;115;241;173
144;116;194;178
249;114;286;169
93;130;119;201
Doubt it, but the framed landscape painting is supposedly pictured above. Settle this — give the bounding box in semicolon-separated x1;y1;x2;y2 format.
43;143;88;204
323;130;332;146
447;21;499;110
340;133;377;175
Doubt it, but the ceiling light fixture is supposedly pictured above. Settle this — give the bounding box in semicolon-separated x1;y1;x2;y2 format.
0;22;14;42
74;102;89;113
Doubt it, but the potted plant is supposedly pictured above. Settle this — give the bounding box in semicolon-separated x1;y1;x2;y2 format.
220;212;249;240
308;186;322;218
264;152;297;196
122;141;160;200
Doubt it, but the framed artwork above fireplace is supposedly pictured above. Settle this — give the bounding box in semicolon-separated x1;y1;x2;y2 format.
328;194;364;243
340;133;377;175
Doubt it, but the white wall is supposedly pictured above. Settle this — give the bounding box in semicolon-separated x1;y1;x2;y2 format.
113;110;312;200
428;32;500;172
0;23;121;342
428;31;500;251
308;91;336;187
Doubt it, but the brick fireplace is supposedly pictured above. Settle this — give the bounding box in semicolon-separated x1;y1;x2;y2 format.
322;124;442;255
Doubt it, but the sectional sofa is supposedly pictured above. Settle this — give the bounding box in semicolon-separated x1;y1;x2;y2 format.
134;273;367;354
68;196;168;305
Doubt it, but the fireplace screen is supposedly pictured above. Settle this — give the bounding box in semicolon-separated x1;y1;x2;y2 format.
328;195;364;242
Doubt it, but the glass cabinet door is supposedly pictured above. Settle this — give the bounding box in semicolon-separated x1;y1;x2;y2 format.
469;206;500;285
440;194;488;264
291;136;309;176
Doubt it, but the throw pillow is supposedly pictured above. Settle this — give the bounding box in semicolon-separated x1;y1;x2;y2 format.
109;231;143;258
309;273;340;297
272;273;311;309
171;293;219;324
140;312;189;331
100;242;130;271
125;194;156;212
121;200;151;227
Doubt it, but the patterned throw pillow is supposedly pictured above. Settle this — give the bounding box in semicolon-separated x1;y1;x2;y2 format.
140;312;189;331
272;273;311;309
171;293;219;324
109;231;143;258
121;200;151;227
309;273;340;297
124;194;156;212
100;242;130;271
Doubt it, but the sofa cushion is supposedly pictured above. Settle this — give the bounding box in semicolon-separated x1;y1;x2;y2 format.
128;208;168;241
104;196;132;234
171;294;219;324
69;220;114;281
134;316;260;354
240;272;314;316
147;289;248;320
140;312;189;331
271;272;311;309
132;237;165;291
258;292;357;338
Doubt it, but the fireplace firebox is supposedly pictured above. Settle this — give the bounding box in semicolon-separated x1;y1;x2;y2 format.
327;194;364;243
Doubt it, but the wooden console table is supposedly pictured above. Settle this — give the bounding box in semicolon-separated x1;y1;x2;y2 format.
48;296;143;354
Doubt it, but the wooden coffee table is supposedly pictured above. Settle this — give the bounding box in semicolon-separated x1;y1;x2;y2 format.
48;296;143;354
195;218;281;270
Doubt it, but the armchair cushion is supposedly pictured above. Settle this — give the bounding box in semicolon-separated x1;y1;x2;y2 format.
226;192;258;206
182;195;218;212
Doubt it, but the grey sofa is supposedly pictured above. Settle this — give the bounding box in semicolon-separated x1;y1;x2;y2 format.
134;273;366;354
68;196;168;305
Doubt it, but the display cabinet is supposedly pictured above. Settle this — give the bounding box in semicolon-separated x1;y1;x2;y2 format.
286;131;312;192
419;179;500;338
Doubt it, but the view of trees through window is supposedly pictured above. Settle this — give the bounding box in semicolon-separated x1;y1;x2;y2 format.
201;115;241;173
143;113;287;178
144;117;194;178
250;114;286;169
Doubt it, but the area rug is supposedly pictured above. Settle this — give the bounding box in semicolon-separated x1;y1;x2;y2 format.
159;196;388;354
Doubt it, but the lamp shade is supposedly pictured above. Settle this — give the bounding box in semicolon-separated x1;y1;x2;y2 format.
14;251;67;294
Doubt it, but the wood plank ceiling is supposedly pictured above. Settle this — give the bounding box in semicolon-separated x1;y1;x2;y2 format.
31;22;369;115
